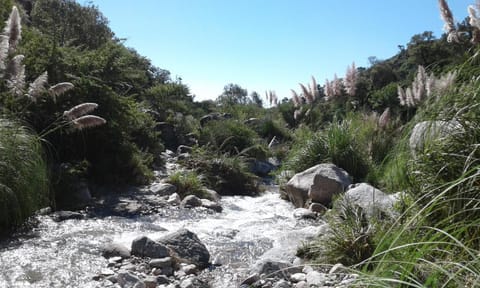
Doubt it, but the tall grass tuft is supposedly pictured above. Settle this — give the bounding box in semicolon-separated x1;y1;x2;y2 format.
0;118;49;235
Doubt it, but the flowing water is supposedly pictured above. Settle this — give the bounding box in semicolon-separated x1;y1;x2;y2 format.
0;187;324;288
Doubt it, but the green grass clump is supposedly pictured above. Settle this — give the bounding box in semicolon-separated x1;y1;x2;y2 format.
181;147;259;196
0;118;49;235
166;170;206;199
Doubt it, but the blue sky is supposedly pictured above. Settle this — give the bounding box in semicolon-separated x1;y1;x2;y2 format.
85;0;472;102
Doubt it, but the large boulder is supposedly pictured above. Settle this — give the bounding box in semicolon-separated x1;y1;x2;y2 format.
157;229;210;269
409;120;462;157
131;236;170;258
102;242;131;259
181;195;202;208
343;183;400;218
285;164;351;208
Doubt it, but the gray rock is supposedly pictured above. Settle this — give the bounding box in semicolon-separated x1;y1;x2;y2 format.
344;183;398;218
274;279;292;288
306;271;327;286
149;183;177;196
180;264;198;275
117;272;146;288
143;276;158;288
179;277;209;288
131;236;170;258
200;199;223;212
250;160;276;176
180;195;202;208
253;259;302;278
177;145;193;154
149;257;172;269
309;203;327;214
294;281;307;288
290;273;306;283
409;120;463;157
167;193;181;205
241;273;260;285
56;178;92;210
51;211;84;222
293;208;316;220
102;243;131;259
203;188;220;201
285;164;351;208
157;229;210;269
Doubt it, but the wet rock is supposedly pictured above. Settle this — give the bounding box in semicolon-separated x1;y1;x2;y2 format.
200;199;223;212
203;188;220;201
131;236;169;258
117;271;145;288
102;243;131;259
157;229;210;269
250;160;276;176
309;203;326;214
149;183;176;196
51;211;84;222
285;163;351;207
293;208;316;220
180;195;202;208
167;193;181;205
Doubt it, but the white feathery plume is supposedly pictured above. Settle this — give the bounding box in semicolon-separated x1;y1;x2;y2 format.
324;79;333;99
310;76;319;100
405;87;414;107
291;89;301;107
378;107;391;128
413;65;426;103
299;83;313;104
64;102;99;120
3;6;21;54
0;35;8;71
6;54;25;96
397;85;406;106
72;115;106;130
438;0;459;43
332;74;342;97
27;71;48;101
344;62;357;97
48;82;74;102
293;109;301;120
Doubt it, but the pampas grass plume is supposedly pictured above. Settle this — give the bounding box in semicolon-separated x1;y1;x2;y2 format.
64;102;99;120
72;115;106;130
27;71;48;101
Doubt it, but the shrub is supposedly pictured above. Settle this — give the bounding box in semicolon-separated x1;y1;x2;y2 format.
284;118;371;181
0;118;49;235
181;147;259;196
166;171;206;199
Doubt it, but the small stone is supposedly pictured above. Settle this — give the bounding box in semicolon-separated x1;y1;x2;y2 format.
302;265;314;274
102;243;131;259
156;275;170;285
117;272;145;288
180;195;202;208
108;256;123;263
181;264;197;275
200;199;223;212
290;273;306;283
149;257;173;269
329;263;345;274
149;183;177;196
122;263;137;271
101;268;115;276
144;276;158;288
306;271;327;286
293;208;316;220
273;279;292;288
167;193;181;205
294;281;307;288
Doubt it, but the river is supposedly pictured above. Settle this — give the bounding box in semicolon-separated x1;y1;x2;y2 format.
0;187;324;287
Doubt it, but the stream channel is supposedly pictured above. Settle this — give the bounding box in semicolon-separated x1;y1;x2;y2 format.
0;186;324;287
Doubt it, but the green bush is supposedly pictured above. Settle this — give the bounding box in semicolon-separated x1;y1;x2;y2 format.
181;147;259;196
199;119;266;159
284;118;371;181
0;118;49;235
166;171;206;199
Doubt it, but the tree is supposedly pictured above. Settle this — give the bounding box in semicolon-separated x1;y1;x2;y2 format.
216;83;248;106
250;91;262;107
